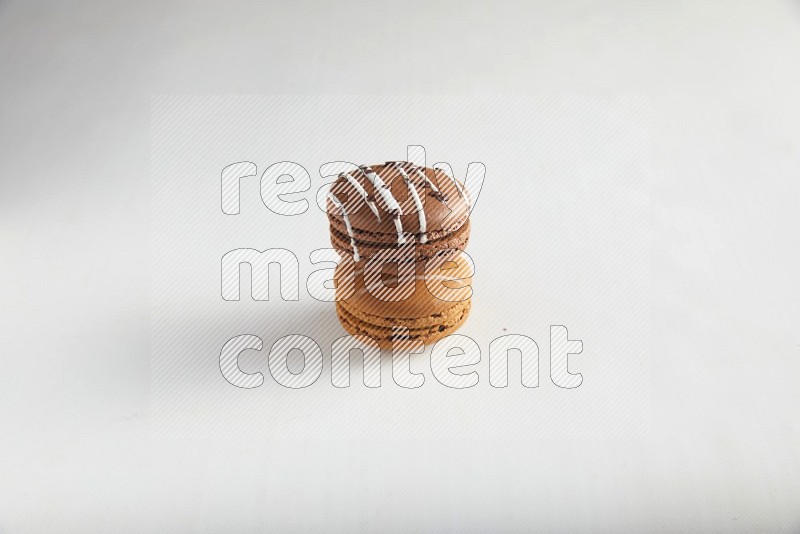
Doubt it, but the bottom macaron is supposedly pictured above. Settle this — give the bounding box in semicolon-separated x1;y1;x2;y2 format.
335;299;471;349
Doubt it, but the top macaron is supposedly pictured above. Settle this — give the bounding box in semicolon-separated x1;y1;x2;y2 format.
327;161;471;262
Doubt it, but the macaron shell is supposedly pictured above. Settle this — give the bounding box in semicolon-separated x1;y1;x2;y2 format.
333;252;474;318
329;218;470;263
336;299;471;349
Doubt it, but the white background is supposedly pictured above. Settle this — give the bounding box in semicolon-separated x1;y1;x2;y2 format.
150;95;651;441
2;1;799;532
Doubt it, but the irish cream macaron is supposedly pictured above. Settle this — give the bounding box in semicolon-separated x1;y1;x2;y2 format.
333;250;474;348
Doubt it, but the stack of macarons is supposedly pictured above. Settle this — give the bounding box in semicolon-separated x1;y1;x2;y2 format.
327;161;473;348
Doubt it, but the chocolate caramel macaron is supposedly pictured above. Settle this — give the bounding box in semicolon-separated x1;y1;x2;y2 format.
326;161;471;262
326;161;473;347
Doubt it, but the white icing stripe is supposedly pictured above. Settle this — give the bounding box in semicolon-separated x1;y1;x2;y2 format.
392;217;406;245
412;167;440;194
361;168;403;214
434;164;465;198
327;192;360;262
397;167;427;244
360;166;405;244
341;172;381;221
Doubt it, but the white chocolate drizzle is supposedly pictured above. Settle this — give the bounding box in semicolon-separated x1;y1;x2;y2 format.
360;167;403;214
434;164;466;198
327;192;360;262
396;166;427;243
341;172;381;221
333;162;461;250
360;166;405;244
412;167;441;195
392;216;405;244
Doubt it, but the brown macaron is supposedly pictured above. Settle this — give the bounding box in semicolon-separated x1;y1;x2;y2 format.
326;162;471;263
